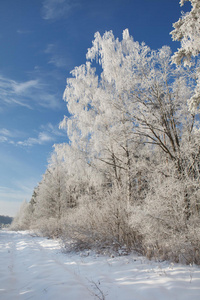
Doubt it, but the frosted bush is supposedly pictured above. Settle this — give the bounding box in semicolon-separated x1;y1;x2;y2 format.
130;166;200;264
61;188;139;253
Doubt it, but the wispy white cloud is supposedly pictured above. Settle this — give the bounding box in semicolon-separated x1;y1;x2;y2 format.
18;132;54;147
17;122;66;147
13;79;39;94
44;44;56;54
17;29;33;35
49;55;69;68
0;136;8;143
0;186;32;202
0;75;30;108
44;43;73;69
0;75;61;110
0;128;24;145
41;0;80;20
0;128;14;137
40;122;67;136
0;122;66;147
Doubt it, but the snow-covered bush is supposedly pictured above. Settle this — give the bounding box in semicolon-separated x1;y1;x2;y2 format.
33;217;62;238
61;186;140;254
130;162;200;264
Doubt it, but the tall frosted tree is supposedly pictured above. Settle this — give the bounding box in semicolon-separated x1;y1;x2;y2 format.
62;29;197;203
171;0;200;112
31;154;68;237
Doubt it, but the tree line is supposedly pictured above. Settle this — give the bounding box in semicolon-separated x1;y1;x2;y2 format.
11;0;200;264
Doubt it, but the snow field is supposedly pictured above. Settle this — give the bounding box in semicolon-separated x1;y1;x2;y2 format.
0;230;200;300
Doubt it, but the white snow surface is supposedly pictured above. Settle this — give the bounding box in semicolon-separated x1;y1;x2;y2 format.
0;230;200;300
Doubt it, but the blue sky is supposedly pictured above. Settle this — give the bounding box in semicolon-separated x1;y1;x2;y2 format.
0;0;191;216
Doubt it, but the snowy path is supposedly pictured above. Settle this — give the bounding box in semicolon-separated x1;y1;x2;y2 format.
0;231;93;300
0;231;200;300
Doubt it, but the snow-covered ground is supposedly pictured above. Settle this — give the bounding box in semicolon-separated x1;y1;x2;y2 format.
0;230;200;300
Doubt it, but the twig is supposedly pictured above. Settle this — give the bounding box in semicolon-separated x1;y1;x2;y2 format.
86;278;107;300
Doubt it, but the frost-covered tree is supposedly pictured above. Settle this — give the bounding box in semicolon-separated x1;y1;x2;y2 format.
10;200;32;230
54;143;105;203
12;28;200;263
61;31;146;205
60;29;200;256
31;155;68;237
171;0;200;65
29;142;105;238
62;29;197;199
171;0;200;112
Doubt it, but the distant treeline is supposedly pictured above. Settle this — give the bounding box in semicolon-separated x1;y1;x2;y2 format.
0;215;13;226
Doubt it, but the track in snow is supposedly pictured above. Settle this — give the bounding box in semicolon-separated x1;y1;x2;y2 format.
0;231;93;300
0;230;200;300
